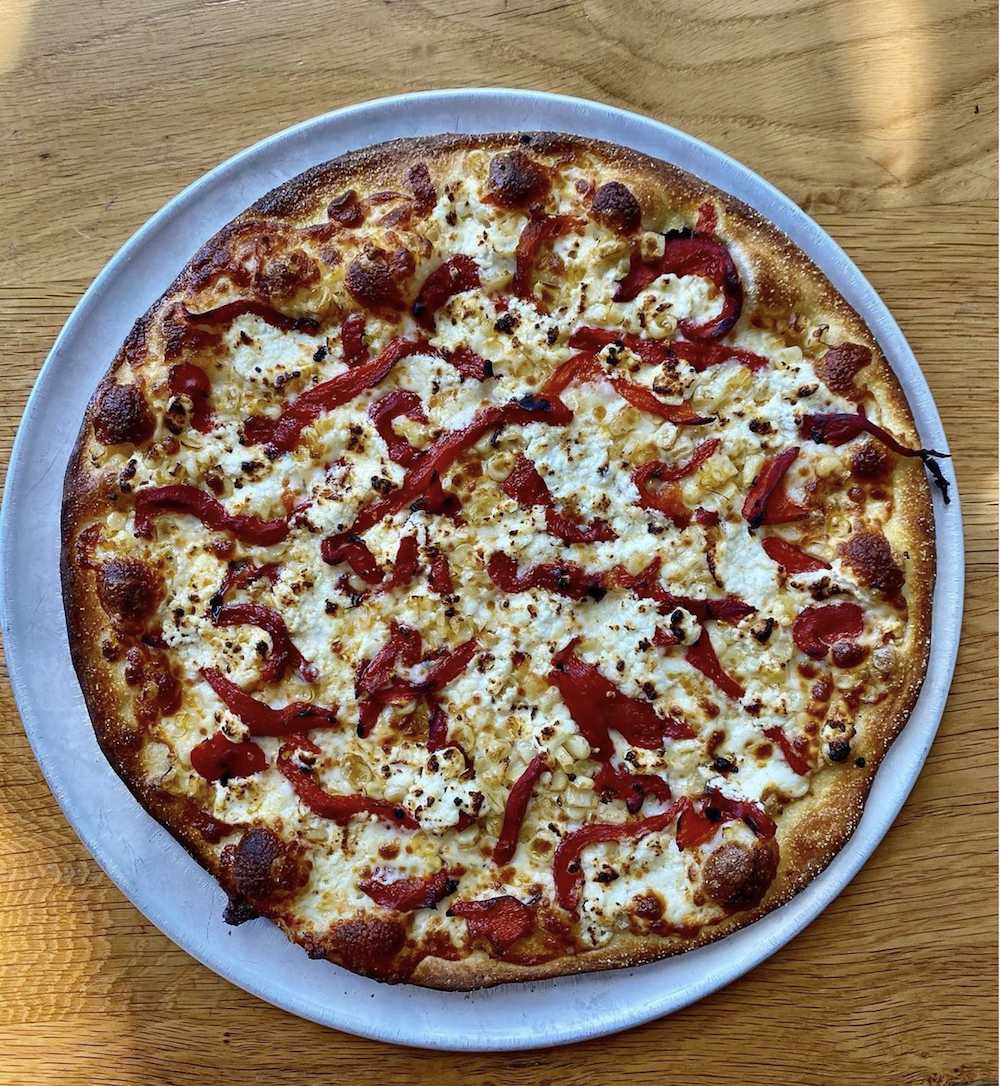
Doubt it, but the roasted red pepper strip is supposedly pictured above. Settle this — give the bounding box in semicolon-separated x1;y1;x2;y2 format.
553;800;686;910
380;534;420;594
249;337;433;452
666;340;767;372
675;802;721;850
632;438;721;525
410;472;463;521
493;755;547;866
426;700;450;751
346;395;572;539
513;215;582;299
412;255;481;329
359;868;453;911
449;896;535;956
614;234;743;340
502;454;617;543
211;560;280;607
212;603;318;684
761;536;831;574
321;535;384;584
446;346;492;381
545;352;710;425
568;326;670;366
134;485;290;545
549;639;694;759
368;389;428;466
792;603;865;659
276;744;419;828
201;667;337;736
340;312;369;366
609;557;755;623
741;447;808;530
683;628;746;700
168;363;214;433
487;552;606;601
356;621;423;697
593;762;672;815
801;411;951;502
428;552;454;595
704;788;777;839
183;300;318;334
190;732;266;782
763;726;812;776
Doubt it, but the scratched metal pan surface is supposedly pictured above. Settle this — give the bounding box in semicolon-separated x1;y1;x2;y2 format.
0;89;962;1051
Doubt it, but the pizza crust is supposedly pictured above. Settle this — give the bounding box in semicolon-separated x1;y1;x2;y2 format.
61;132;936;991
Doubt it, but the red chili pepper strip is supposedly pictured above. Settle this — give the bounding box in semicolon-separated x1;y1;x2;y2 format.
549;639;694;759
761;536;831;574
134;485;290;546
359;868;453;912
168;364;215;433
340;312;369;366
553;800;687;910
212;603;318;684
792;603;865;659
492;755;548;866
801;411;951;502
368;389;428;466
201;667;337;736
513;215;583;299
346;395;572;539
568;326;671;366
487;552;606;602
763;727;812;776
449;896;535;956
412;255;481;330
666;340;767;372
276;745;419;829
190;732;267;782
183;300;317;334
683;628;746;701
259;337;432;452
613;234;743;341
705;787;777;839
320;535;384;584
741;447;808;530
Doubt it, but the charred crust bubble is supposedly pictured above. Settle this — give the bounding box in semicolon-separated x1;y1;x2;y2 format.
327;189;364;227
219;826;310;926
95;558;164;633
93;383;155;447
345;244;416;316
486;149;550;209
406;162;437;217
828;738;852;762
318;917;410;982
590;181;641;235
702;838;780;912
840;529;904;595
815;342;872;395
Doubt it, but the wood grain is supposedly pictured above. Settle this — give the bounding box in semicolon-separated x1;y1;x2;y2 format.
0;0;996;1082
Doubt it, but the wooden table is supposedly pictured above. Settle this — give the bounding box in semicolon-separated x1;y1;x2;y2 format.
1;1;996;1081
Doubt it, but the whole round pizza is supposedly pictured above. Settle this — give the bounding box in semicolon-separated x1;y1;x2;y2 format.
61;132;947;990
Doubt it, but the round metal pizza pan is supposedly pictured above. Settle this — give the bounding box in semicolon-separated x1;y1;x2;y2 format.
0;89;963;1051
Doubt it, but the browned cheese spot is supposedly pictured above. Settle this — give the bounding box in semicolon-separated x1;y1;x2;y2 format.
850;440;895;481
814;342;872;395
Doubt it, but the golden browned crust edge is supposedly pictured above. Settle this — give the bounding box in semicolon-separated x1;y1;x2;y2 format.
61;131;936;991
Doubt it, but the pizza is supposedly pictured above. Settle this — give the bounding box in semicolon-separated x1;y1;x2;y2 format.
61;131;948;990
